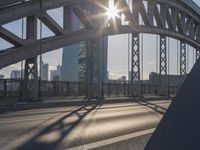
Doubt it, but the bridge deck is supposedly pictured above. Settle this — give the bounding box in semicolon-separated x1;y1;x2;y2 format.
0;98;171;150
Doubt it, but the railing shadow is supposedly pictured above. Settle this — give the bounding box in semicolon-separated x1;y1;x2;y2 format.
15;99;102;150
135;101;167;115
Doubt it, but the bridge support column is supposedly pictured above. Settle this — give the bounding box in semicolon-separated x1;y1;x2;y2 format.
131;33;141;97
180;41;186;85
23;15;38;101
86;39;103;99
24;57;39;101
159;35;167;96
131;0;141;97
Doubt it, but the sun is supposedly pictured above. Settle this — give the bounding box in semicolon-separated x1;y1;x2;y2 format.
106;4;119;20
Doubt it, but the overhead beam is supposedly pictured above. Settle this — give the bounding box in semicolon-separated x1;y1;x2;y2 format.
166;7;176;30
157;0;200;23
0;26;24;46
63;6;72;31
0;29;98;69
0;0;89;25
1;25;200;69
119;0;139;31
136;0;152;26
154;3;165;27
177;12;185;34
72;6;93;29
0;0;22;8
39;12;64;35
1;0;200;29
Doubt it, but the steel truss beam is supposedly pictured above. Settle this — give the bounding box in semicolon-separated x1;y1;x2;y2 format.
180;41;186;81
0;0;88;25
24;57;38;101
86;39;103;99
0;27;24;46
23;15;38;101
1;26;200;70
131;33;140;97
160;36;167;75
159;35;167;95
131;33;140;82
130;0;141;97
2;0;200;70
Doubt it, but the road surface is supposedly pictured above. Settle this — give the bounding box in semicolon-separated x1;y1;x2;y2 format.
0;100;171;150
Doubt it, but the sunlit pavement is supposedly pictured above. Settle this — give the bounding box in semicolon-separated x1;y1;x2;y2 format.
0;99;171;150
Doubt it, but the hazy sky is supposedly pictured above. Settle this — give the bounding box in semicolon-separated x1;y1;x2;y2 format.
0;0;200;79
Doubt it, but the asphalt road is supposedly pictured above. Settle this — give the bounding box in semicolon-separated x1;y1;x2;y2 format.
0;100;171;150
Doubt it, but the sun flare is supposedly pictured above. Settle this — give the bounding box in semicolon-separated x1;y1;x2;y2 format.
106;5;119;20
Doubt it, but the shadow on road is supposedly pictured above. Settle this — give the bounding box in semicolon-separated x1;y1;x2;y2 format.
9;98;170;150
15;99;102;150
135;101;167;115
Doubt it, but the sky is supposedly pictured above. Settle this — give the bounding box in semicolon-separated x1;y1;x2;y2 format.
0;0;200;79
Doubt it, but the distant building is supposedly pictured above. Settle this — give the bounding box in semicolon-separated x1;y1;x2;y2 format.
61;5;108;82
107;71;109;81
128;71;131;81
118;76;127;82
57;65;61;78
50;65;61;81
0;75;4;79
61;8;80;81
9;70;24;91
50;71;59;81
41;61;49;81
149;72;187;86
10;70;23;79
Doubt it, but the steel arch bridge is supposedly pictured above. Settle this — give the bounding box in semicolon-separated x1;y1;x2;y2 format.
1;0;200;98
1;1;200;149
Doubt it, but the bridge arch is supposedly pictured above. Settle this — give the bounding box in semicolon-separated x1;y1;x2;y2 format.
0;0;200;69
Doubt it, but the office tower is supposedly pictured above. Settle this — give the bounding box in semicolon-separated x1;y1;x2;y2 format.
61;3;108;82
50;65;61;81
61;9;80;81
41;61;49;81
10;70;22;79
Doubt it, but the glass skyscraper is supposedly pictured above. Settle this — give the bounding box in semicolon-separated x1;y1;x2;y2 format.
60;10;80;81
61;4;108;82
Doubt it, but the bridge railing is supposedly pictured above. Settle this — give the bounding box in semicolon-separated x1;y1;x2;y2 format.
0;79;180;99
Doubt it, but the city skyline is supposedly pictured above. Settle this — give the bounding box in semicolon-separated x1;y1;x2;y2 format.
0;0;199;80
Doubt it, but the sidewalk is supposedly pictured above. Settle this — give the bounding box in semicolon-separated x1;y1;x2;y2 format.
0;96;172;114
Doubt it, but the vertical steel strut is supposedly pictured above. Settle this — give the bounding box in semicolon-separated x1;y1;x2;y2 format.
159;35;167;95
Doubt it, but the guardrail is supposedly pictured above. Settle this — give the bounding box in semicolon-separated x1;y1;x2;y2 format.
0;79;180;99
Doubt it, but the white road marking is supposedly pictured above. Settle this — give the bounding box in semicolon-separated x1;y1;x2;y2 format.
64;128;155;150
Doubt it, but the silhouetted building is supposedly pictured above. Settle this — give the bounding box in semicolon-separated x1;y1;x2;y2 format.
41;61;49;81
149;72;187;86
10;70;23;79
50;65;61;81
0;75;4;79
118;76;127;82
